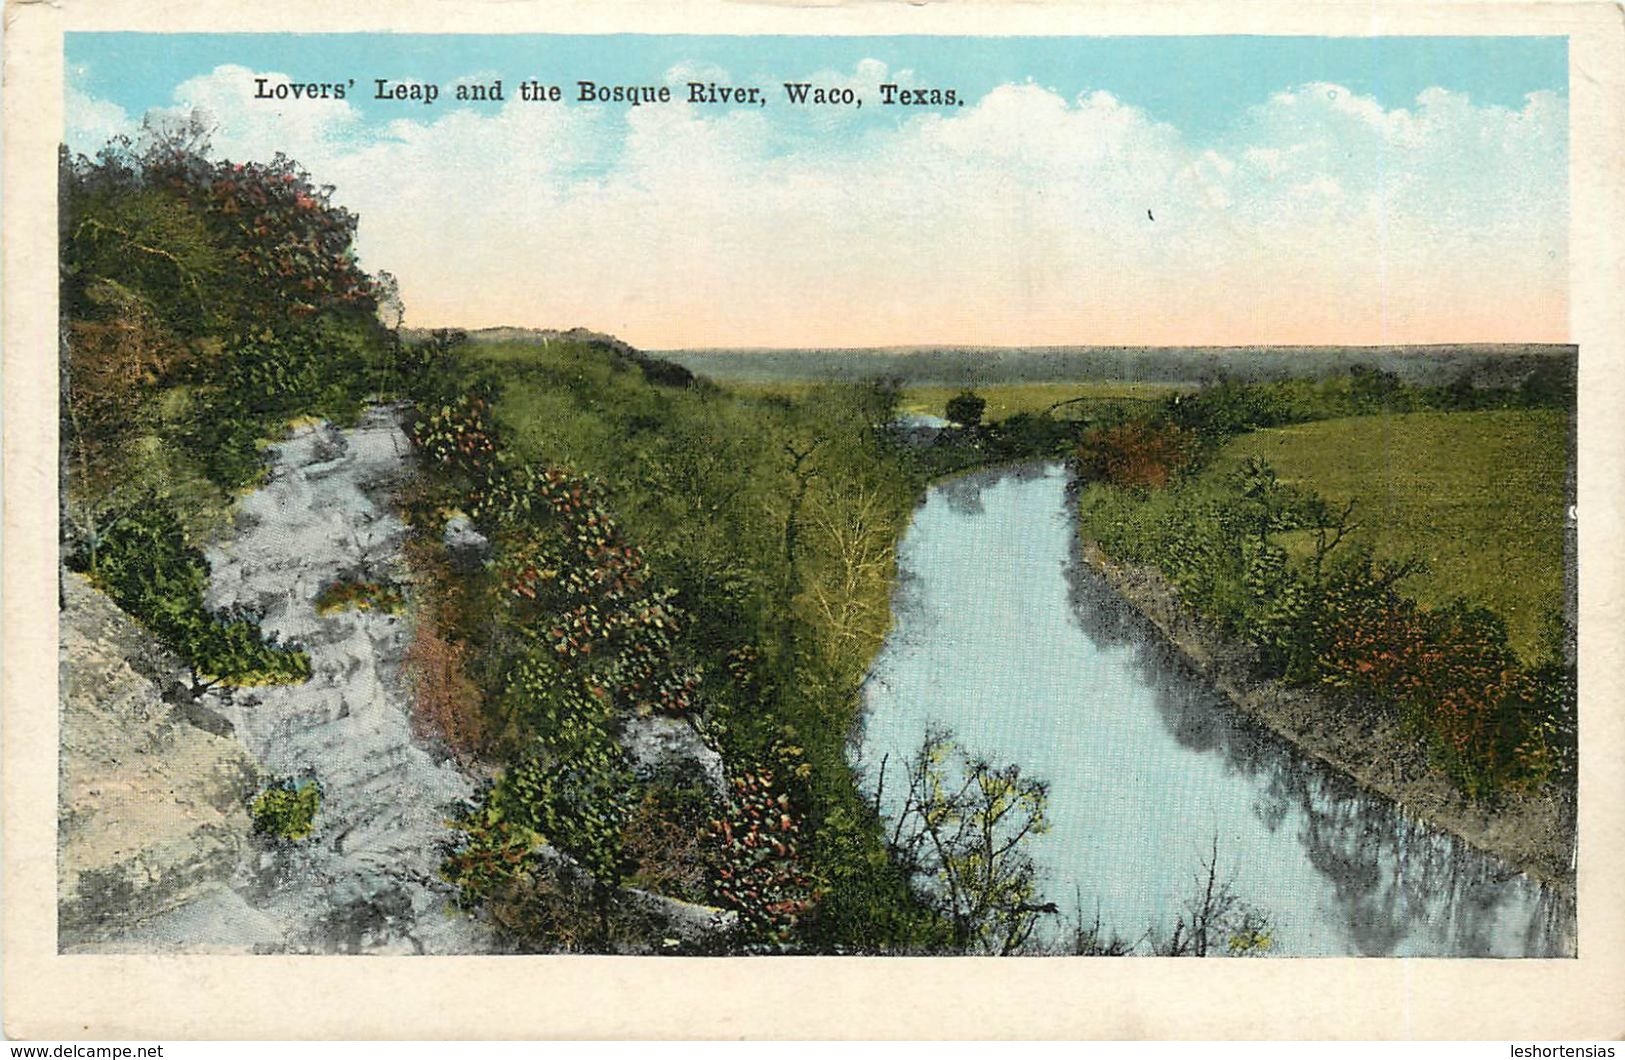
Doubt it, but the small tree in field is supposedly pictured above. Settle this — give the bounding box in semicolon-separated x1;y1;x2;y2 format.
945;390;986;429
949;391;981;429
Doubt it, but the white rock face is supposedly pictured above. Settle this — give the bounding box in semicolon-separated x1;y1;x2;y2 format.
620;714;726;796
72;406;493;954
58;573;263;950
194;406;491;954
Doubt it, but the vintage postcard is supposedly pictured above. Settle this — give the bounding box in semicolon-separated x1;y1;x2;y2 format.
5;0;1624;1040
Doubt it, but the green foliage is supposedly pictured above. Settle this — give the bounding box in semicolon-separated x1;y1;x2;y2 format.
709;767;820;944
62;127;392;530
66;496;310;691
314;577;405;616
981;411;1080;461
623;769;719;905
251;777;322;841
495;732;637;887
944;390;986;428
1078;407;1575;801
180;319;374;489
62;186;221;339
496;649;616;757
142;140;378;328
883;727;1054;955
408;394;501;480
441;797;545;910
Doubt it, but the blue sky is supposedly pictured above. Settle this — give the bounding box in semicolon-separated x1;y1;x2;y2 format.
63;34;1570;347
67;34;1565;146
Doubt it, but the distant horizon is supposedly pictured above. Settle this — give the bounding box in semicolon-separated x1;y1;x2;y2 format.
651;340;1579;354
420;325;1576;355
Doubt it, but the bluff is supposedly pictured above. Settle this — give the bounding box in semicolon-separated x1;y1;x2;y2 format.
58;572;263;948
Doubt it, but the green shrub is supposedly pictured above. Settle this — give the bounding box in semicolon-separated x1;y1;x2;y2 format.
67;496;310;692
251;777;322;840
441;796;545;909
709;767;820;945
944;390;986;428
314;576;405;615
494;731;637;888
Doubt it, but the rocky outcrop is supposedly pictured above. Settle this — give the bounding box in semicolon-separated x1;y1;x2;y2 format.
58;572;262;949
192;406;491;954
441;512;490;572
620;714;726;796
62;407;493;954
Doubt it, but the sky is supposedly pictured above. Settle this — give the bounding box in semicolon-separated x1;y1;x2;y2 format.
64;34;1569;349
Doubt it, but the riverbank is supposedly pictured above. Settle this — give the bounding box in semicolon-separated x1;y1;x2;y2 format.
1075;534;1576;895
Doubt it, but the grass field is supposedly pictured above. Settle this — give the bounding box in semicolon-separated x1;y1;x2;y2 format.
1216;409;1572;661
897;382;1180;421
722;380;1182;422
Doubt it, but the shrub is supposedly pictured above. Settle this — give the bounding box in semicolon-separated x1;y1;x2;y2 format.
709;768;819;944
408;394;500;479
315;576;405;615
176;320;374;490
403;608;485;760
495;733;637;888
441;798;544;910
1309;561;1550;797
67;496;310;692
1076;420;1199;489
944;390;986;429
623;772;718;904
251;777;322;840
496;649;614;757
439;798;617;952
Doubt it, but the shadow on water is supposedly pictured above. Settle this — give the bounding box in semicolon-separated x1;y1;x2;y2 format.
1061;526;1574;957
933;460;1056;518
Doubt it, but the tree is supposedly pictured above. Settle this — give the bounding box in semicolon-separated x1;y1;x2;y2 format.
1075;419;1197;489
945;390;986;429
881;726;1055;954
373;269;405;332
803;484;898;692
1156;836;1273;956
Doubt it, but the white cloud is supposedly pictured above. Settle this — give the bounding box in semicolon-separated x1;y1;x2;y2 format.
68;65;1567;345
65;86;131;156
161;64;364;166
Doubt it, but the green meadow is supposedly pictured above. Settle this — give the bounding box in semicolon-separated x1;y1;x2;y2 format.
1217;409;1570;661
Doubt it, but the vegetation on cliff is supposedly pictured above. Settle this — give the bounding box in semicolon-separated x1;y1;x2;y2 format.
60;118;395;692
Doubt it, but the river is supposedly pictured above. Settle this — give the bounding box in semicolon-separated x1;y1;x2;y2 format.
853;462;1575;956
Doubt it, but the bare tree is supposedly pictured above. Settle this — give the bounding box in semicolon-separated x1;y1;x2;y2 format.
806;485;896;659
1157;835;1273;957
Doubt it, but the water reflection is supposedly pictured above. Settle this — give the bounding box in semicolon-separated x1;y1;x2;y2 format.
1065;554;1575;957
857;462;1576;957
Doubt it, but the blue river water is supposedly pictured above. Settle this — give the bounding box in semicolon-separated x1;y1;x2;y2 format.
852;462;1575;956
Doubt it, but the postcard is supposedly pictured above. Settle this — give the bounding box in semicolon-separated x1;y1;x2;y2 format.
5;0;1624;1040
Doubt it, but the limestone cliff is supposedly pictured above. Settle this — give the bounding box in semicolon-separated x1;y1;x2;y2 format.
58;571;262;948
